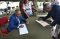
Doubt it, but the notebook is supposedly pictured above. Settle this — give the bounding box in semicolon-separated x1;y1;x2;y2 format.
36;20;50;27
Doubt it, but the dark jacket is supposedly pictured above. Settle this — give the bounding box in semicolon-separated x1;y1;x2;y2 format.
44;5;60;26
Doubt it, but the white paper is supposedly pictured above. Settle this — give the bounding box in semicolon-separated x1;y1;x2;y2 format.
36;20;49;27
37;14;54;22
18;24;29;35
37;15;47;17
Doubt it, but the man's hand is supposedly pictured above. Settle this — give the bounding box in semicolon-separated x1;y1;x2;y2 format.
38;17;45;21
19;25;24;28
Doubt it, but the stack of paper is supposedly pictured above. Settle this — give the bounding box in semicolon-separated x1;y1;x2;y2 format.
36;20;50;27
18;24;29;35
37;14;47;17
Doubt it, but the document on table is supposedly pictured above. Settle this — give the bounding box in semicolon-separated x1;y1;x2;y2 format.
36;20;50;27
37;15;47;17
18;24;29;35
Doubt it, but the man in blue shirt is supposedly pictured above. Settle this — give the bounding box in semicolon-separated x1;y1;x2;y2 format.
41;3;60;39
0;9;26;37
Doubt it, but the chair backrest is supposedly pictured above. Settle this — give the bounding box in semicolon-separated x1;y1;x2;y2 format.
0;16;8;26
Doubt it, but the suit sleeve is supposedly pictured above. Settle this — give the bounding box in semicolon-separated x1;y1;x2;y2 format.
51;11;60;26
43;12;51;20
20;16;26;23
7;17;15;32
9;18;15;27
51;5;60;26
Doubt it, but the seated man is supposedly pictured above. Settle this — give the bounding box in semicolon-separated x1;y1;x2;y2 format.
0;9;25;37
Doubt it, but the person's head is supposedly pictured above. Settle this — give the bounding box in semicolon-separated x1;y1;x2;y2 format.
23;0;29;4
44;3;52;12
15;9;21;16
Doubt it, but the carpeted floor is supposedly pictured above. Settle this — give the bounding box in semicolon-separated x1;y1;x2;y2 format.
0;13;52;39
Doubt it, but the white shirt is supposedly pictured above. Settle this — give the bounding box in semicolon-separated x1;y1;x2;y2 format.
23;2;33;16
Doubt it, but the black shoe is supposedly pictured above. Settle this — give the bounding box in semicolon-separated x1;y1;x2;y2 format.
52;36;56;39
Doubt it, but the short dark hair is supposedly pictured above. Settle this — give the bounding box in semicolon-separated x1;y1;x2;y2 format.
15;9;20;12
43;3;49;8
